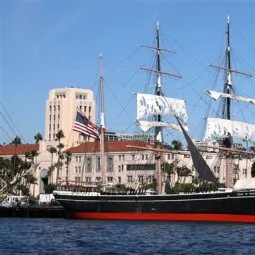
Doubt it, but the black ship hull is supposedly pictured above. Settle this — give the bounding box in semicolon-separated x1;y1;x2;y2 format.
54;190;255;223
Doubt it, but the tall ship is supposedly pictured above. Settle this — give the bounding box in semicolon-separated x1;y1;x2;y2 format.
53;18;255;223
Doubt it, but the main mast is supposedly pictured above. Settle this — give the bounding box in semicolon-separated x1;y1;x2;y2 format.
207;16;253;188
224;16;232;121
99;54;106;185
155;21;163;143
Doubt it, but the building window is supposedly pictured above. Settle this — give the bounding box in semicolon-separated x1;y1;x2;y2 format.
96;177;101;182
96;157;101;172
118;165;121;172
118;177;121;184
89;106;91;112
75;177;81;182
127;176;133;183
132;154;135;161
107;156;113;172
49;134;51;140
54;105;56;111
86;157;92;172
127;164;156;171
138;175;144;184
85;177;91;183
58;105;60;111
84;106;87;112
49;106;52;112
107;177;113;183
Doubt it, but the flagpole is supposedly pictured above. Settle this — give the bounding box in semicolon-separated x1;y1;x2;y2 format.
81;138;86;183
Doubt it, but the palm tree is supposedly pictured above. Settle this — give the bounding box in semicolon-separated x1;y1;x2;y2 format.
176;165;192;184
47;146;57;184
64;151;72;184
10;136;22;145
25;149;39;196
161;159;179;188
34;132;43;144
55;130;65;184
171;140;183;150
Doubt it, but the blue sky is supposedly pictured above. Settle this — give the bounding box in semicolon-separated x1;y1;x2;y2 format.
1;0;255;145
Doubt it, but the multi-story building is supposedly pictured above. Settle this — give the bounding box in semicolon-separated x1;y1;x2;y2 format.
44;87;96;148
0;140;253;197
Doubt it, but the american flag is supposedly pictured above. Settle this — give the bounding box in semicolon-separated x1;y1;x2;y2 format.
73;111;100;140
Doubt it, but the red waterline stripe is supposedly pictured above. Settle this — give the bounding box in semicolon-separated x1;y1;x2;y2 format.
72;212;255;223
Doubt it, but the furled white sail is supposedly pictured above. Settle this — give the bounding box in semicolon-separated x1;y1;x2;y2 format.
136;93;188;124
204;117;255;142
138;120;189;132
205;90;255;105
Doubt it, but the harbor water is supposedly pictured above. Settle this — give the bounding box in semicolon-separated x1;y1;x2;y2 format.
0;218;255;254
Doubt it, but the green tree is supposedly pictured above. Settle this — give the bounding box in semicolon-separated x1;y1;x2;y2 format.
34;132;43;144
171;140;183;150
64;151;72;183
47;146;57;184
176;165;192;184
161;159;179;189
10;136;22;145
55;130;65;184
0;153;38;196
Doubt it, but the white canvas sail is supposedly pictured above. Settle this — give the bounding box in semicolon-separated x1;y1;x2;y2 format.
205;90;255;105
136;93;188;124
138;120;189;132
204;117;255;142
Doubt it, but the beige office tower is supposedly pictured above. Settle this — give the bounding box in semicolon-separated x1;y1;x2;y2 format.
44;87;96;148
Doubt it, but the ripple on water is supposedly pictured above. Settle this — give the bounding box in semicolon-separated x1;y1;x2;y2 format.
0;219;255;255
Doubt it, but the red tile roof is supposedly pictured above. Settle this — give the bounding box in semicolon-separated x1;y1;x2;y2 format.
67;140;157;154
0;144;39;156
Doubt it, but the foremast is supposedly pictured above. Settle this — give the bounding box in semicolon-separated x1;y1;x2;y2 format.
139;22;183;194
